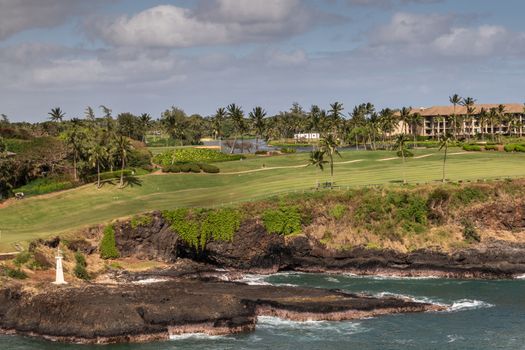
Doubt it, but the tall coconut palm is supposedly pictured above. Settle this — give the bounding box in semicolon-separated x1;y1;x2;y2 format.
115;136;132;188
329;102;344;136
63;125;85;182
408;112;423;145
399;106;412;134
319;134;341;183
439;133;453;183
488;107;498;142
394;134;410;184
48;107;65;123
478;108;488;140
249;106;266;152
226;103;245;154
88;143;108;188
449;94;462;139
213;107;226;150
497;104;506;141
461;97;476;139
139;113;152;143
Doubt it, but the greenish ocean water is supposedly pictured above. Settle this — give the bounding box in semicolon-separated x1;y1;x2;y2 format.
2;273;524;349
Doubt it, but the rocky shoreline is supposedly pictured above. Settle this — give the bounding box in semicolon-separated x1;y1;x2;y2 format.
0;275;443;344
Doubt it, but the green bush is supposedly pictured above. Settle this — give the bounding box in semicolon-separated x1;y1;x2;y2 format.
516;145;525;152
329;204;347;220
162;165;181;173
462;220;480;243
14;178;74;196
463;144;482;152
179;164;191;172
163;208;241;250
13;251;31;267
504;144;516;152
130;214;153;228
153;148;241;166
99;225;120;259
454;187;487;205
1;265;28;279
484;144;498;151
262;205;302;235
200;163;220;173
73;252;90;280
280;147;297;154
189;163;201;173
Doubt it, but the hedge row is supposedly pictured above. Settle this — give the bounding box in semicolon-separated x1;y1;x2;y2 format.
153;148;241;165
162;163;220;173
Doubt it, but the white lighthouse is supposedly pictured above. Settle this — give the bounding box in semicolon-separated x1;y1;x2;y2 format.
53;248;67;285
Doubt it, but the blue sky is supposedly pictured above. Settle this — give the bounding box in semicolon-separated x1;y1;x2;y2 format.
1;0;524;122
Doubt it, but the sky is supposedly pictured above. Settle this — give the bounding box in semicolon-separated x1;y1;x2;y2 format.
1;0;524;122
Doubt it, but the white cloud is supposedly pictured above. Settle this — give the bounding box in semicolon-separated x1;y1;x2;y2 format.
0;0;104;40
370;12;454;45
369;12;525;57
91;1;321;48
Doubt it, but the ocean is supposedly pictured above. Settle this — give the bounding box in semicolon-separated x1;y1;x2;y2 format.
2;273;524;349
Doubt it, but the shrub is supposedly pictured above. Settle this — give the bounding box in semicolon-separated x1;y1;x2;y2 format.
189;163;201;173
484;144;498;151
73;252;90;280
179;164;191;172
504;144;516;152
200;163;220;173
13;251;31;267
280;147;296;154
329;204;347;220
130;214;153;229
153;148;241;166
1;266;28;279
463;144;482;152
100;225;120;259
516;145;525;152
454;187;487;205
462;220;480;243
14;178;74;196
427;188;450;207
200;208;241;246
162;165;181;173
262;205;302;235
255;150;267;155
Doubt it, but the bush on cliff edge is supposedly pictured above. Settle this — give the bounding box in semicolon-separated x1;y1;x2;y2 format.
100;225;120;259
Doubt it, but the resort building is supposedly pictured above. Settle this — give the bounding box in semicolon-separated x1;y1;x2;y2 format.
399;103;525;138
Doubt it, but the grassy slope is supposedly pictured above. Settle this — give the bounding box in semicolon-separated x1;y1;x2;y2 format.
1;148;524;251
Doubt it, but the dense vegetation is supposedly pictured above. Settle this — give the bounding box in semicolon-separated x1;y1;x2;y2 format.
162;208;242;250
100;225;120;259
153;148;242;165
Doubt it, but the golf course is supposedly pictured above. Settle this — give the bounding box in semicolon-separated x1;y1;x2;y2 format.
1;148;524;252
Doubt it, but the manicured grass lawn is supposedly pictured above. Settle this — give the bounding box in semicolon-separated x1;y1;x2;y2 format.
1;148;524;251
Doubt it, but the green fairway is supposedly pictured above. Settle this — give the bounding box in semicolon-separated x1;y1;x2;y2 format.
1;149;524;252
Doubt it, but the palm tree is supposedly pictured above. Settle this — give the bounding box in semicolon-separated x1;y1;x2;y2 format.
399;106;412;134
439;133;453;183
478;108;488;140
213;107;226;151
249;106;266;152
48;107;65;123
139;113;152;143
226;103;245;154
329;102;344;136
497;104;506;142
308;150;328;171
88;143;108;188
394;134;410;184
488;107;498;142
115;136;132;188
461;97;476;139
63;125;85;182
319;134;341;183
408;112;423;145
449;94;462;139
